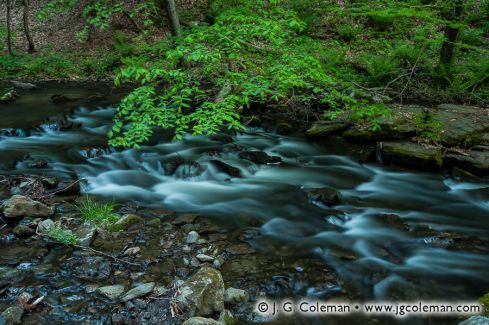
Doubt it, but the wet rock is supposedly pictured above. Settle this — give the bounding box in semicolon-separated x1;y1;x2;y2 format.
458;316;489;325
74;223;97;247
196;254;214;263
0;89;20;104
176;266;225;317
187;231;200;244
43;114;75;131
164;156;185;176
226;244;256;255
218;310;235;325
306;121;352;139
40;176;59;189
381;141;443;169
0;128;27;137
1;195;55;218
114;214;143;231
209;160;241;177
304;187;342;206
97;284;126;300
224;288;249;304
183;317;221;325
445;151;489;174
10;80;37;90
123;247;141;256
12;225;34;237
172;214;198;226
238;151;281;165
36;219;55;234
208;234;228;243
121;282;155;302
0;306;23;324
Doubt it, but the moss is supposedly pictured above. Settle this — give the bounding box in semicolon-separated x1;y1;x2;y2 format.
480;293;489;316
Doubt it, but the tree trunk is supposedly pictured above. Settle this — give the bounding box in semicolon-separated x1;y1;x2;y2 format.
164;0;181;37
438;0;464;83
22;0;36;53
6;0;13;55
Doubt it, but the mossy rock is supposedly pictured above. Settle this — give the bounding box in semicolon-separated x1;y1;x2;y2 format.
381;141;443;169
113;213;143;231
0;89;20;104
305;121;352;139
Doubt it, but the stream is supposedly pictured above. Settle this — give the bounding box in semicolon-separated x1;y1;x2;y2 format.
1;84;489;324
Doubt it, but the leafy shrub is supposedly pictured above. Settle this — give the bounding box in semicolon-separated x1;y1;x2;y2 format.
415;110;442;143
335;24;360;41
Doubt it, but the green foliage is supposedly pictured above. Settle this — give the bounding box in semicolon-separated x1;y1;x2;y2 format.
48;221;79;246
415;110;442;142
109;0;357;147
76;196;120;231
366;56;401;85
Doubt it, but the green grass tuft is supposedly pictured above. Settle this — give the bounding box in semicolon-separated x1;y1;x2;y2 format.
76;196;120;232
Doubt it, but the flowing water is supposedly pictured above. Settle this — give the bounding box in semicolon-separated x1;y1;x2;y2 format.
1;85;489;323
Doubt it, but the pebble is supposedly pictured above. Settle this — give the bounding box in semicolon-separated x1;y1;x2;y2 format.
187;231;200;244
123;247;141;256
196;254;214;262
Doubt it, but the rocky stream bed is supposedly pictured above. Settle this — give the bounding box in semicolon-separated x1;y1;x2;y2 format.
1;82;489;325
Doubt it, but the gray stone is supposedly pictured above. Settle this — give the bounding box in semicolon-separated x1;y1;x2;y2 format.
458;316;489;325
0;306;23;324
445;150;489;174
0;267;23;287
196;254;214;263
121;282;155;302
187;231;200;244
224;288;249;305
114;214;143;231
176;266;225;317
74;223;97;247
1;195;55;218
36;219;55;234
173;214;198;226
97;284;126;300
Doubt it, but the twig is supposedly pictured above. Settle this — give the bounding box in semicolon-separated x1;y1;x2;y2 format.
40;178;84;198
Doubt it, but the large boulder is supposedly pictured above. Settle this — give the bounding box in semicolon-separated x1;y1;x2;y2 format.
305;121;352;139
176;266;225;317
209;160;241;178
435;104;489;148
380;142;443;169
1;195;55;218
445;150;489;174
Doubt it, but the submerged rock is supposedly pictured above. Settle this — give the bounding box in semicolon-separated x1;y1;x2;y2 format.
304;187;342;206
306;121;352;139
176;266;225;317
238;151;281;165
1;195;55;218
121;282;155;302
10;80;37;90
97;284;126;300
381;141;443;169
